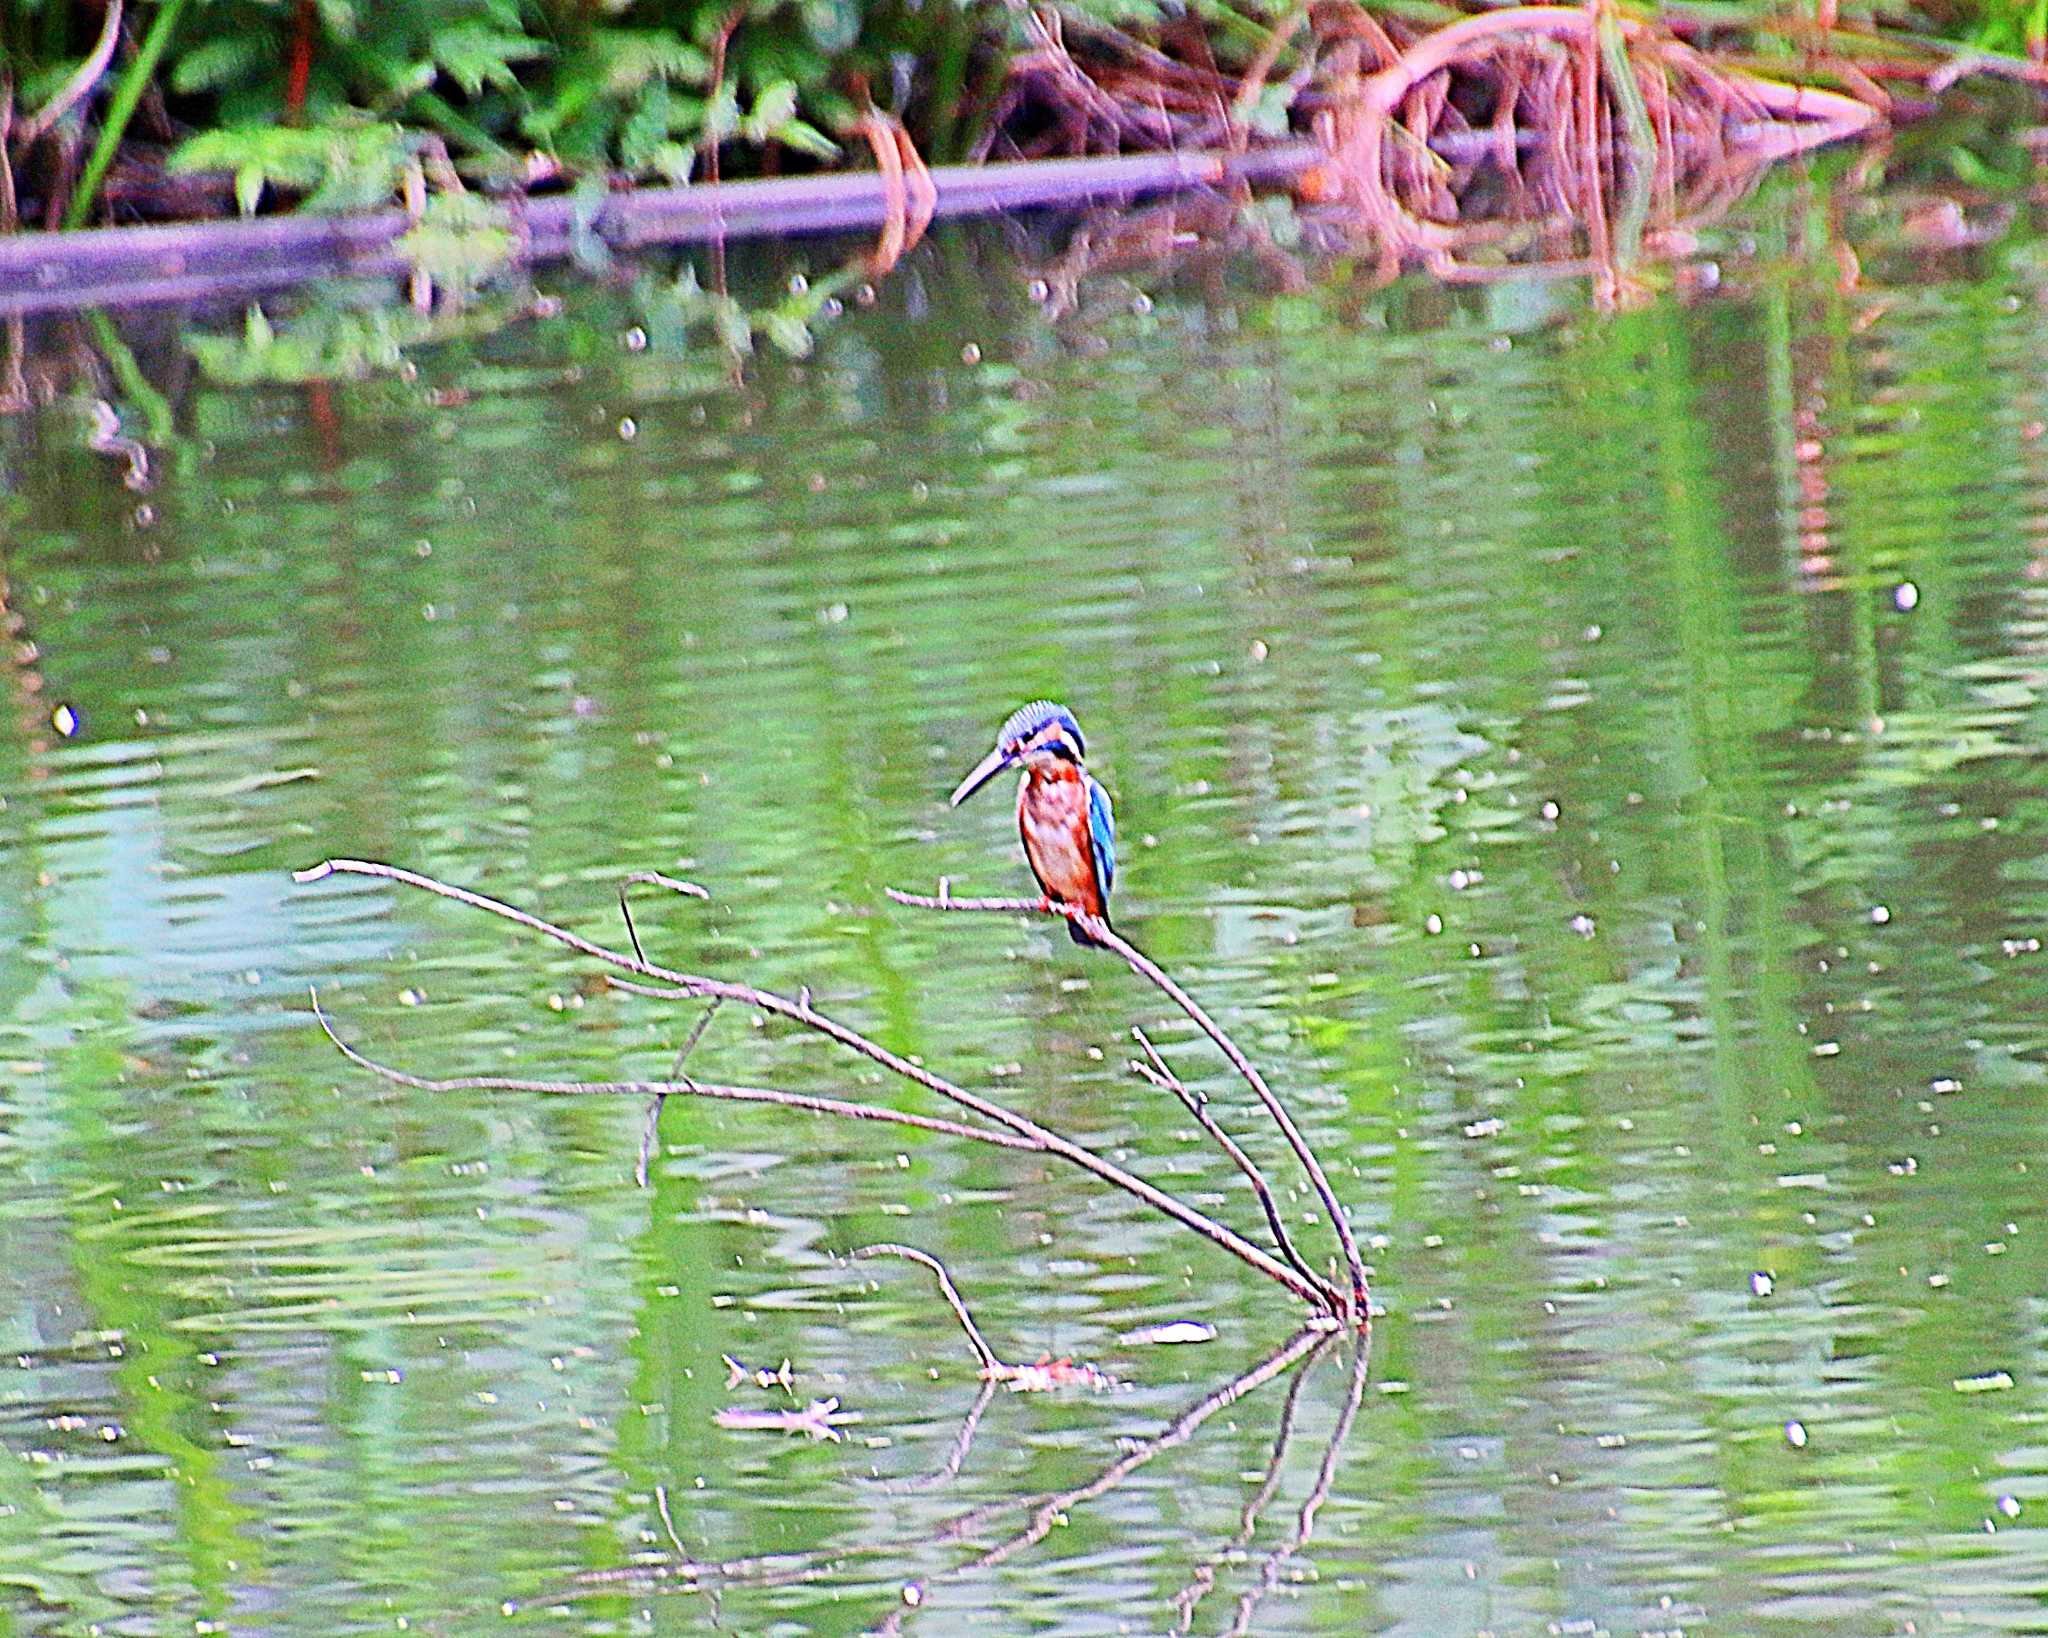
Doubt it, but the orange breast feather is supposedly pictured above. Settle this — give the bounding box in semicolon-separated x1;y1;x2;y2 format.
1017;769;1102;916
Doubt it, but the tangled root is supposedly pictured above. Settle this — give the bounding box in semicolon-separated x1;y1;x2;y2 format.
996;1;1883;297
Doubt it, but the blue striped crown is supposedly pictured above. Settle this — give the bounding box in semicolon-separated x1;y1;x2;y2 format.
999;699;1084;756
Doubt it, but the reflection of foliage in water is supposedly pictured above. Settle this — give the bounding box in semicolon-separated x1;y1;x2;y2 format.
183;288;491;385
166;243;861;391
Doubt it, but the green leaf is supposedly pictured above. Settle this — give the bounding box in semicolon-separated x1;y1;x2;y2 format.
618;80;674;172
771;117;837;160
703;83;741;143
800;0;861;56
757;310;814;358
741;79;799;141
648;141;695;183
168;35;270;96
169;121;412;217
312;0;357;38
708;294;753;356
592;29;712;95
432;23;549;98
394;192;517;293
170;127;334;189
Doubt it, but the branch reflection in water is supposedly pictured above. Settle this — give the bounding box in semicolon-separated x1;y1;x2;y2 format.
567;1317;1368;1634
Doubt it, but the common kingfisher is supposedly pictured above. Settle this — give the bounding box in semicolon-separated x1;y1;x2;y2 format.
949;700;1116;947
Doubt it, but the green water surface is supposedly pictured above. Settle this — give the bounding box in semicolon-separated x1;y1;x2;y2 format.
3;170;2048;1635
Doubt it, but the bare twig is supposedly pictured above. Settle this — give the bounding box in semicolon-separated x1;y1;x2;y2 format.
671;997;724;1077
294;858;1331;1308
635;1095;664;1189
619;869;710;966
1131;1026;1338;1310
855;1243;1003;1374
636;972;723;1189
14;0;123;145
306;987;1043;1151
887;884;1368;1324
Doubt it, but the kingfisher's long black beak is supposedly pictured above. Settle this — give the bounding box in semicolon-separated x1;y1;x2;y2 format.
949;744;1016;806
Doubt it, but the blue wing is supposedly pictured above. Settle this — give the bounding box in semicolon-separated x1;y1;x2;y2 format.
1086;775;1116;907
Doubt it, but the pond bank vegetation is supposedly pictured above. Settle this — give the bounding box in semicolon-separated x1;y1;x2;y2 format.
1;0;2037;289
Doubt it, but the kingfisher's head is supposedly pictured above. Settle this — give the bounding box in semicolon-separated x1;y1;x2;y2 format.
948;700;1086;806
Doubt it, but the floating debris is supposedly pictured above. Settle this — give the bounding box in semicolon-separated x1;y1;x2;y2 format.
1118;1320;1218;1346
995;1356;1121;1393
715;1397;861;1441
723;1354;797;1393
1785;1419;1809;1448
1953;1371;2015;1394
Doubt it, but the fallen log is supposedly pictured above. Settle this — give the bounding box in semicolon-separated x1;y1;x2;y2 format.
0;144;1321;318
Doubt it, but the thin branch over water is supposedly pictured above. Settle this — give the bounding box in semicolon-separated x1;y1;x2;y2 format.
887;883;1368;1322
295;856;1336;1309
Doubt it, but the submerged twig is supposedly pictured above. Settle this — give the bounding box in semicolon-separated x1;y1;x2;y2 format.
715;1397;860;1441
887;884;1368;1325
856;1241;1118;1393
855;1243;1003;1374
